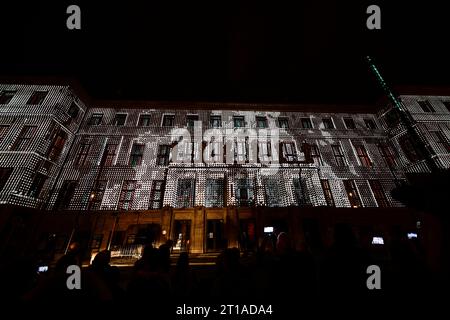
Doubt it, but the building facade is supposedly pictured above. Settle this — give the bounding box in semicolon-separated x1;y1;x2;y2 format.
1;83;449;265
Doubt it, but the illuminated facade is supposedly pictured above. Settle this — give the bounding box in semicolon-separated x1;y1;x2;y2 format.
1;83;449;260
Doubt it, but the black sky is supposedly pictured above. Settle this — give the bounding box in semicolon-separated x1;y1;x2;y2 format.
1;1;450;104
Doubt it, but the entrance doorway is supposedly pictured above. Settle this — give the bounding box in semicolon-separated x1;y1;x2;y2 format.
173;220;191;252
239;219;256;251
206;219;226;252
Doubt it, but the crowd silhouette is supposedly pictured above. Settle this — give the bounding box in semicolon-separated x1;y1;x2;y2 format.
0;224;435;302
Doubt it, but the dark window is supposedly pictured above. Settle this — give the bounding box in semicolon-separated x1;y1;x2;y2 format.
138;114;151;126
378;144;396;167
442;101;450;113
12;126;37;151
187;115;199;128
47;128;67;161
281;142;297;162
343;180;362;208
54;180;78;210
118;180;136;210
369;180;389;208
233;116;245;128
322;118;334;129
399;135;423;162
278;117;289;128
0;90;16;104
101;144;117;166
235;179;254;207
354;144;372;167
293;178;310;206
320;179;335;207
113;114;127;126
343;118;356;129
310;144;322;165
256;116;268;128
88;180;107;210
210;115;222;128
205;179;224;207
149;180;165;209
383;109;401;127
418;100;435;112
27;91;47;105
332;144;346;166
176;179;195;208
129;143;144;166
74;143;91;166
430;131;450;153
0;125;9;143
157;145;170;166
88;113;103;125
0;168;13;191
364;119;377;129
90;234;103;251
265;179;284;207
162;115;175;126
67;103;80;119
300;118;313;129
28;173;47;198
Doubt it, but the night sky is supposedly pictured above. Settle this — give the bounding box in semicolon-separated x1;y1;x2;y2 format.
1;1;450;104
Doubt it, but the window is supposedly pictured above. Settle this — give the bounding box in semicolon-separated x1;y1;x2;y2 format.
399;135;423;162
67;103;80;119
0;90;16;104
281;142;297;162
310;144;322;166
26;91;47;105
278;117;289;128
129;143;145;166
322;118;334;129
233;116;245;128
187;115;199;128
430;131;450;153
235;179;254;207
12;126;37;151
343;180;362;208
320;179;334;207
258;140;272;162
176;179;195;208
27;173;47;198
256;116;268;128
149;180;165;209
343;118;356;129
162;115;175;126
234;138;249;163
418;100;435;113
90;234;103;251
293;178;310;206
157;145;170;165
354;143;372;167
378;144;396;167
113;114;127;126
0;125;10;143
383;109;401;127
332;144;346;166
54;180;78;210
364;119;377;129
300;118;313;129
265;179;284;207
74;143;91;166
138;114;151;126
88;180;107;210
210;115;222;128
442;101;450;113
368;180;389;208
118;180;136;210
46;128;67;161
205;179;224;207
88;113;103;125
101;144;117;166
0;168;13;191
